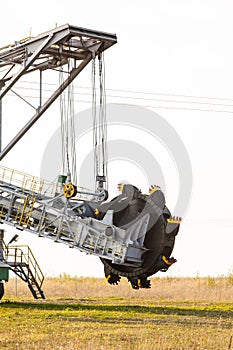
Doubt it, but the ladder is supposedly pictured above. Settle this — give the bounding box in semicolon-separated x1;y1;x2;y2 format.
4;245;45;299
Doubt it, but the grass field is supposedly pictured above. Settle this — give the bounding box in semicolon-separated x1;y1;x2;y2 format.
0;276;233;349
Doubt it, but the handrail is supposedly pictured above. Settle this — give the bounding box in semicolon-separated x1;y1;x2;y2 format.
4;245;44;288
0;164;57;197
0;164;95;200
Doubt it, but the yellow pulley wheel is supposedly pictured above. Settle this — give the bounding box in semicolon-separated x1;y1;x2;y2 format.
63;183;77;198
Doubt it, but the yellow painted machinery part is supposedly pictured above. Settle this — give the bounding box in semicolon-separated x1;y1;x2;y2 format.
167;217;182;224
63;183;76;198
162;255;173;266
117;183;124;192
93;208;99;216
138;279;142;288
149;185;161;195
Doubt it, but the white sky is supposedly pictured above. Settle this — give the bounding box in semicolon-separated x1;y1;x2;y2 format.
1;0;233;278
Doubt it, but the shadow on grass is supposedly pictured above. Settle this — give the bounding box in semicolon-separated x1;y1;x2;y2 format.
0;300;232;319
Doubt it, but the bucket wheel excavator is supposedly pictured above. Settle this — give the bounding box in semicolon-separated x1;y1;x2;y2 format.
0;24;181;294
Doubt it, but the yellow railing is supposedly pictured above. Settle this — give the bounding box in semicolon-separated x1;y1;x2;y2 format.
0;165;57;197
0;164;94;201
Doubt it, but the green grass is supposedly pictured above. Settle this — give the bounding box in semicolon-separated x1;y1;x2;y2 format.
1;276;233;349
0;297;233;349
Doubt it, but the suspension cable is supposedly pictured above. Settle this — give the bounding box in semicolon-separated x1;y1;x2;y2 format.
92;54;108;191
99;53;108;189
59;67;68;175
68;58;77;185
59;58;78;184
92;57;99;182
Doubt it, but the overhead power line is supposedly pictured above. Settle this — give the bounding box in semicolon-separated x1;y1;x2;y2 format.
6;93;233;115
11;84;233;109
18;79;233;104
4;80;233;114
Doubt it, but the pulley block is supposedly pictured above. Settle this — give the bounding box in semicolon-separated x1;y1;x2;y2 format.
63;183;77;198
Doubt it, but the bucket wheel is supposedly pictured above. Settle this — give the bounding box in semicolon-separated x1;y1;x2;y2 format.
96;184;180;289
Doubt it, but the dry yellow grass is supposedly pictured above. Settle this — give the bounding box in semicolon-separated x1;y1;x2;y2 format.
4;275;233;302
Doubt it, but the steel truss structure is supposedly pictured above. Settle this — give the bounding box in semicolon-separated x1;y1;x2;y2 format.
0;23;117;159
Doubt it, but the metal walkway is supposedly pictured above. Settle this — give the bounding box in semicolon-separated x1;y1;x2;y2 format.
0;165;149;266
